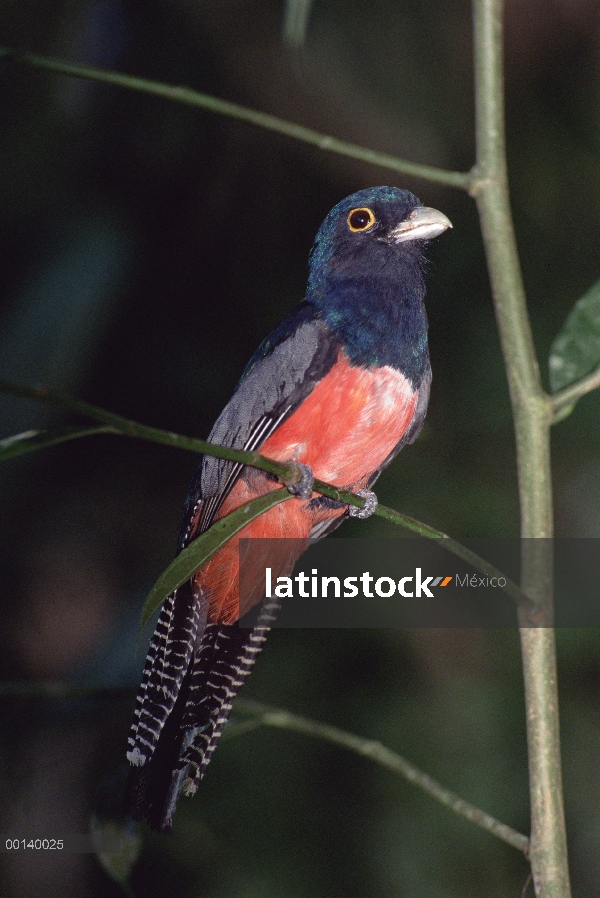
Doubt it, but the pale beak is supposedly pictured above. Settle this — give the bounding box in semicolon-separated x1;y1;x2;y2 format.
389;206;452;244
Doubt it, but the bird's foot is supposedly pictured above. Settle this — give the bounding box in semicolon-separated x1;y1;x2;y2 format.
348;488;378;519
286;462;314;500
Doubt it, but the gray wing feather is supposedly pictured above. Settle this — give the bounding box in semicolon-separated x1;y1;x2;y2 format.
181;317;337;538
201;317;333;498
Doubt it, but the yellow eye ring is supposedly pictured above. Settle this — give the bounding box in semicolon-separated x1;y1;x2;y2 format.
347;207;376;232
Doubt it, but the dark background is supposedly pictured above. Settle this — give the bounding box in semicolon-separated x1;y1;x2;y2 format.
1;1;600;895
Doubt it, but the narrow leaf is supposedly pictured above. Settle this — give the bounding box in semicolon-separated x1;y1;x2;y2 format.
549;277;600;404
0;425;113;461
140;488;293;629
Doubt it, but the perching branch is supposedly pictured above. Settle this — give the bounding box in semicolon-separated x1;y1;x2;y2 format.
0;378;533;614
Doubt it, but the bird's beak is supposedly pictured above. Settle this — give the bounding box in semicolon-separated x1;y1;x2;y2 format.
389;206;452;244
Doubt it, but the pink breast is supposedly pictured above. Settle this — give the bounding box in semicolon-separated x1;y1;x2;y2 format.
260;351;418;489
196;351;419;623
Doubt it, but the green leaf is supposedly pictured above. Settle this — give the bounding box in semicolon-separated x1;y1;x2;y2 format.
140;488;293;629
549;277;600;406
0;425;113;461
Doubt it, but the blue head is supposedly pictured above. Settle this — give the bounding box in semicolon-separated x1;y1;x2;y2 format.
306;186;451;381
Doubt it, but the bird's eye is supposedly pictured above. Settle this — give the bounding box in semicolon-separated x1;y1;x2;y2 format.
347;207;376;232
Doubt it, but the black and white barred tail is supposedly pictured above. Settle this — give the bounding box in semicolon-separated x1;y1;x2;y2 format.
124;586;279;833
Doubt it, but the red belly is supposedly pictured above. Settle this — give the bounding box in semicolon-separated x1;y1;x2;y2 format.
195;352;418;623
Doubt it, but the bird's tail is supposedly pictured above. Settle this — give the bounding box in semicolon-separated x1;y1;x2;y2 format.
125;598;279;833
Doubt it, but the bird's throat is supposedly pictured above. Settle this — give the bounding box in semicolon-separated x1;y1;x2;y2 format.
309;272;430;388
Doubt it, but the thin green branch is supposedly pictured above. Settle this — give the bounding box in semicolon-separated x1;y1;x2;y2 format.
234;698;530;854
0;378;534;612
472;1;570;895
0;424;115;460
0;378;301;482
0;680;529;852
551;362;600;419
368;506;532;610
472;1;550;462
0;47;470;191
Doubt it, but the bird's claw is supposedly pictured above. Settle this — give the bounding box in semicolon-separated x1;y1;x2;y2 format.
286;463;314;500
348;488;378;519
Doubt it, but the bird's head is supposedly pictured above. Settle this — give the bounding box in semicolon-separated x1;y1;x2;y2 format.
305;186;451;371
307;186;451;299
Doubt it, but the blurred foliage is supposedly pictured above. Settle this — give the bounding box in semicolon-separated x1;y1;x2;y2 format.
550;276;600;421
1;1;600;897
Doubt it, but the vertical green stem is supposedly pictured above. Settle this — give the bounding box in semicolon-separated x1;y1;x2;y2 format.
471;1;571;895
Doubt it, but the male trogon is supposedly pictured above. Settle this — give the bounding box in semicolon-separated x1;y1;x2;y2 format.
125;186;451;832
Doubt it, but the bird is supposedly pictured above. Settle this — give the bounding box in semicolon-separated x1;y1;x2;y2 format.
124;186;451;832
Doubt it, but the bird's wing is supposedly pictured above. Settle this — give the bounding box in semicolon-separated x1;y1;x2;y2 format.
180;304;339;544
126;307;339;824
